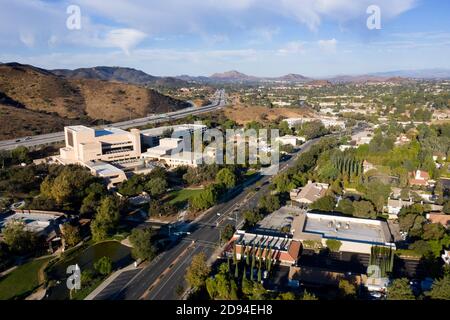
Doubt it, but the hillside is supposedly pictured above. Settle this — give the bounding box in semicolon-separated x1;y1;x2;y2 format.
0;63;190;138
51;66;189;87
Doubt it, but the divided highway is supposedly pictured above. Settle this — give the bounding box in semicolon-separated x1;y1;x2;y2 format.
91;137;322;300
0;90;226;151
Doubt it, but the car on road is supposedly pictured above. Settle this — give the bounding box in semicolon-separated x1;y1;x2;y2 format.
25;136;32;141
15;139;21;143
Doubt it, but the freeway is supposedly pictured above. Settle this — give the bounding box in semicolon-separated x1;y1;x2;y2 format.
0;90;226;151
93;137;322;301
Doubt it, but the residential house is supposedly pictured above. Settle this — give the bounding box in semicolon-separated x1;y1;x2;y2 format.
426;213;450;229
290;181;330;206
409;170;430;187
385;199;414;219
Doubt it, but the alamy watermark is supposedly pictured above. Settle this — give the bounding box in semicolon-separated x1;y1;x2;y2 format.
66;5;82;30
367;5;382;30
66;264;81;290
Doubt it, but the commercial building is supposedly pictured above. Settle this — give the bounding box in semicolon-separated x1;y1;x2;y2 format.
291;211;395;254
142;138;205;167
231;231;301;266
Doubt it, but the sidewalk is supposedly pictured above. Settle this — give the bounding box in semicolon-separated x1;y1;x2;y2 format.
84;262;139;300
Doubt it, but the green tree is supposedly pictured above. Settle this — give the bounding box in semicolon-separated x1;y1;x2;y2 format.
221;224;235;244
129;227;156;261
258;194;281;213
189;184;221;211
387;278;415;300
144;177;168;197
443;201;450;214
339;279;356;299
422;223;446;241
301;291;318;300
310;195;336;212
11;146;30;164
94;256;113;275
277;291;296;300
353;200;377;219
336;198;354;215
62;223;81;247
326;239;342;252
2;221;37;254
243;209;263;228
272;173;295;193
216;168;237;189
429;275;450;300
185;253;211;291
90;196;121;242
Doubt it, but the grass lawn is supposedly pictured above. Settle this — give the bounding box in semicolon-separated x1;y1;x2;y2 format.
168;188;204;206
0;257;52;300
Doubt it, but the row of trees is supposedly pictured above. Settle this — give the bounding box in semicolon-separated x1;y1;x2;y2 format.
185;253;317;300
387;276;450;300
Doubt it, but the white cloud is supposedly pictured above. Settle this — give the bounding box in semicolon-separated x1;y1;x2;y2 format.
278;41;305;55
318;38;338;53
19;32;35;47
103;29;147;55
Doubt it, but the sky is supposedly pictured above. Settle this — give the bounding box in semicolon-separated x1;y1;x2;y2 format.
0;0;450;77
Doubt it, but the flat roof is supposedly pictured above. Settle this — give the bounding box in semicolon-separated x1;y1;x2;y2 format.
257;206;304;233
84;161;124;176
303;212;392;244
141;124;207;137
0;212;61;234
95;127;128;137
66;125;92;132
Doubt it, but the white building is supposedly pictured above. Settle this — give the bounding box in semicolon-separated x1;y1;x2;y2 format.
55;126;142;188
275;135;305;147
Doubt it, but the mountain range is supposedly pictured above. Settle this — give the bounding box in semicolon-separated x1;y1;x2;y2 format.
0;63;190;139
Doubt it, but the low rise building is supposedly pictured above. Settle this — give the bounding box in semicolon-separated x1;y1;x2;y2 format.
385;198;414;219
409;170;431;187
290;181;330;205
0;210;65;241
275;135;304;147
291;211;395;254
427;213;450;228
231;231;301;266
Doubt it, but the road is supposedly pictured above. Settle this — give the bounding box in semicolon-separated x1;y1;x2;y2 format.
94;137;322;300
0;90;226;151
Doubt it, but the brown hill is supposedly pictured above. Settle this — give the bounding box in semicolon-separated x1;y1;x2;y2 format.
0;63;190;130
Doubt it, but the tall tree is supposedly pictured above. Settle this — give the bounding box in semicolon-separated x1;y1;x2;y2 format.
185;253;211;291
387;278;415;300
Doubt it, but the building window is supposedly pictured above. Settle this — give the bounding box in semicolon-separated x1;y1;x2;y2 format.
67;131;74;147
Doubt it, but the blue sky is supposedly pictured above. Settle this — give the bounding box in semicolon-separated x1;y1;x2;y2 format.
0;0;449;77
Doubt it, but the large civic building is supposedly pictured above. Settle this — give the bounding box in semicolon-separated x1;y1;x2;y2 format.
55;126;143;188
54;124;208;188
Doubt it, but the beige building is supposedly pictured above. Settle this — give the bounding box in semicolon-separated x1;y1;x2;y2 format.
58;126;142;164
55;126;143;188
290;181;330;205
